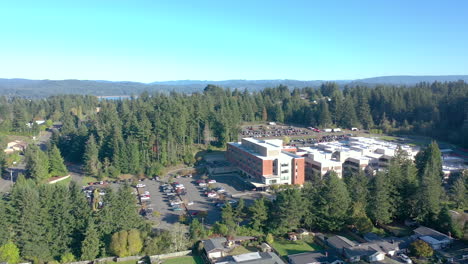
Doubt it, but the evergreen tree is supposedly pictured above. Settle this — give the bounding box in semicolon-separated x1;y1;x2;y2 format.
313;172;351;231
221;203;236;232
189;219;206;242
48;145;68;177
248;198;268;232
270;189;305;234
318;100;332;127
415;142;444;223
25;144;50;181
451;174;466;209
83;135;100;176
367;172;393;225
80;221;100;260
357;98;374;129
0;199;10;246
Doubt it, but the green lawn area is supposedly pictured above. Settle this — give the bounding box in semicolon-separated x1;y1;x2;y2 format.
381;224;413;237
161;255;204;264
228;245;254;256
272;239;321;257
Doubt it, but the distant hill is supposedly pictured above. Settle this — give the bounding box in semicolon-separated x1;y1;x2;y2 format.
0;75;467;98
353;75;468;85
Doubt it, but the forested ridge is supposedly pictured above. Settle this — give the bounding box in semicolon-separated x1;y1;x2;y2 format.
1;81;467;178
0;81;467;262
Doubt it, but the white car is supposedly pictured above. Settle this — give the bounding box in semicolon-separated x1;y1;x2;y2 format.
198;182;207;187
170;201;183;206
207;192;218;198
399;254;412;264
140;196;150;200
186;201;194;206
208;180;216;184
136;183;146;188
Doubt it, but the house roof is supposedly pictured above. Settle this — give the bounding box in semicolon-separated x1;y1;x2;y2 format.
363;232;383;242
376;241;399;252
288;251;342;264
204;237;227;253
344;244;383;258
327;236;356;250
413;226;452;241
216;252;285;264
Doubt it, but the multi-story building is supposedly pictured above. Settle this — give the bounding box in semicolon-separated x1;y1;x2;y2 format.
227;138;305;185
299;137;420;179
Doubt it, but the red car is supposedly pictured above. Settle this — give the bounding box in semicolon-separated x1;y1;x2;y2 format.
196;179;206;184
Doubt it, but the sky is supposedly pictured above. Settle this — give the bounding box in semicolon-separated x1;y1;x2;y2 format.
0;0;467;82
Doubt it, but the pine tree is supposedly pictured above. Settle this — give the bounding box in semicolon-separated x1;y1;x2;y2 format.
249;198;268;232
313;172;351;231
367;172;393;225
451;174;466;209
0;199;10;246
415;142;444;223
357;98;374;129
25;144;50;181
318;100;332;127
221;203;236;232
189;219;206;242
271;189;305;234
48;145;68;177
262;106;268;121
83;135;100;176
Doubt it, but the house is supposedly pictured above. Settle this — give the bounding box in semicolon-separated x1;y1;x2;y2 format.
204;237;228;259
362;233;401;256
214;252;285;264
343;244;385;262
4;140;28;154
413;226;453;250
326;235;389;262
326;236;356;252
288;251;344;264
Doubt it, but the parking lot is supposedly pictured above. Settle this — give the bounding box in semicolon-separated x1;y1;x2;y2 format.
74;169;267;230
240;124;358;147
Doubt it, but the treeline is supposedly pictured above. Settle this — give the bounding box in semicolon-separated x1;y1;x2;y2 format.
0;81;467;178
214;143;467;239
0;178;194;263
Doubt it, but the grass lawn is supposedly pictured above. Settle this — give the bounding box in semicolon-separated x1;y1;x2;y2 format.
228;245;253;256
381;224;413;237
161;256;204;264
272;239;321;257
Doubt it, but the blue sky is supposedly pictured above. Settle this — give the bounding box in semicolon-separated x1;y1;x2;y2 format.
0;0;467;82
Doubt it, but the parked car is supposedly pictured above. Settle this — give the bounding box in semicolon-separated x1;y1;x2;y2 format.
186;201;194;206
172;207;183;211
136;183;146;188
198;182;207;187
399;254;412;264
196;180;205;184
140;196;150;201
215;187;226;193
227;199;237;204
208;179;217;184
170;201;183;206
166;193;176;196
207;192;218;198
